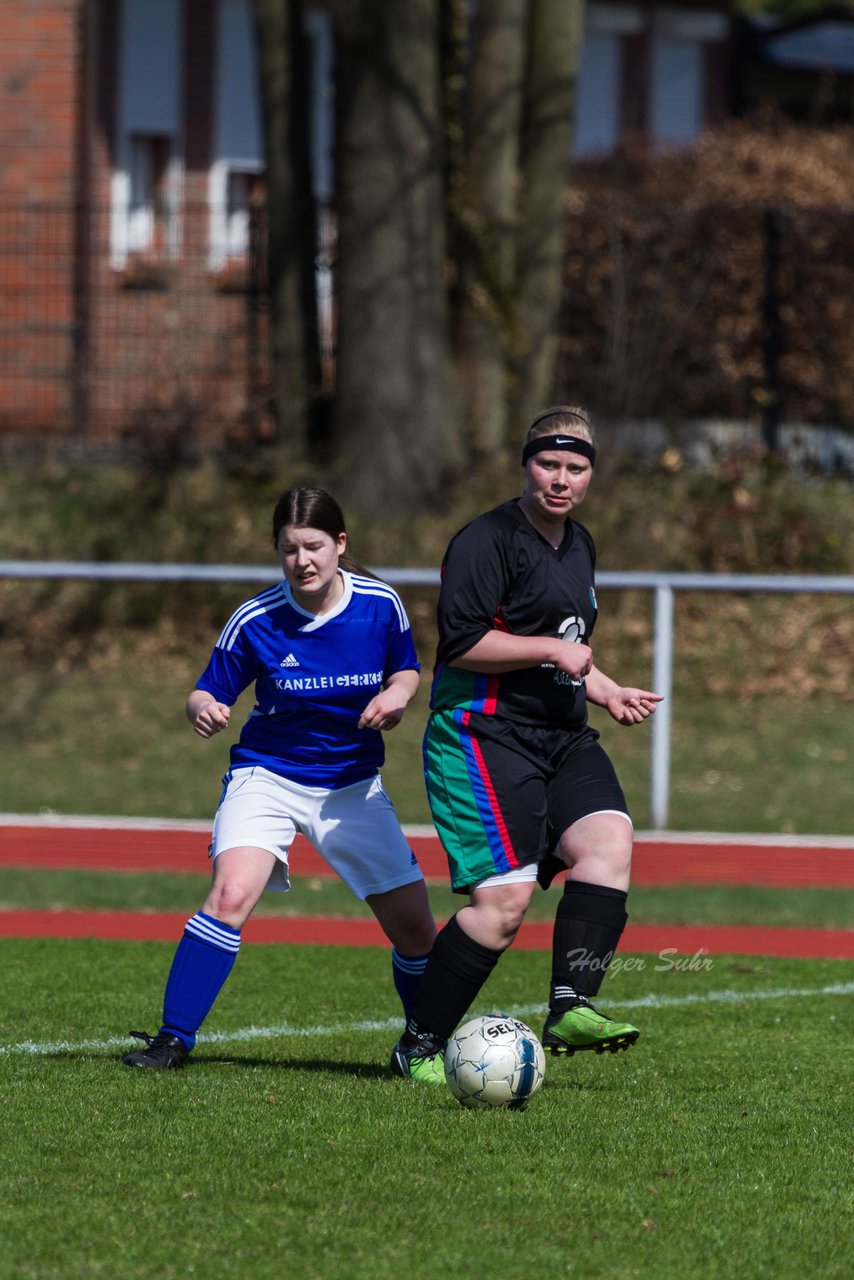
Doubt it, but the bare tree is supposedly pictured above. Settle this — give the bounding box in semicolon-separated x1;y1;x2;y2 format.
454;0;528;457
331;0;456;510
251;0;320;447
512;0;583;427
251;0;583;508
448;0;583;465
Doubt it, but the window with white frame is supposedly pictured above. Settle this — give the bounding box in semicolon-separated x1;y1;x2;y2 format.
304;6;334;206
209;0;264;270
574;4;729;156
110;0;183;269
649;8;728;149
574;4;645;157
208;0;335;268
650;37;703;144
223;169;264;259
127;134;173;253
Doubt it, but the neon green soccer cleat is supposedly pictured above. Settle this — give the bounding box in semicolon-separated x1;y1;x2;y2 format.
542;1004;640;1056
390;1034;448;1084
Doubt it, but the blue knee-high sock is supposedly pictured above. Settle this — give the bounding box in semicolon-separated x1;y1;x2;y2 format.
160;912;241;1050
391;949;430;1022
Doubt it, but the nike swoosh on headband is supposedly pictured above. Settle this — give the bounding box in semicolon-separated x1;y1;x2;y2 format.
521;434;597;466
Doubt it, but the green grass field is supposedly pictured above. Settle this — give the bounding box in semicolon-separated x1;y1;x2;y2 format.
3;868;854;930
1;937;852;1280
2;564;852;836
1;490;851;1276
2;644;851;833
1;432;851;1277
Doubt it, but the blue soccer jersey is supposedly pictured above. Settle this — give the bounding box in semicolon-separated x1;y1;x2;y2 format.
196;571;420;788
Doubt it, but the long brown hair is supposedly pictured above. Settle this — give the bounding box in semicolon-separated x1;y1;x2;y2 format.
271;487;368;576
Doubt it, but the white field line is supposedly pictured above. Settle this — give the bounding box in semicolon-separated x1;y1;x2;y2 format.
2;981;853;1058
0;812;853;847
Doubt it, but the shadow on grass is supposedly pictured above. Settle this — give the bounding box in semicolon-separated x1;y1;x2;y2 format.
194;1054;393;1079
49;1050;393;1079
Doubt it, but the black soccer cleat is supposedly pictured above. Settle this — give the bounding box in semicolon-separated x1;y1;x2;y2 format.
123;1029;190;1069
390;1031;448;1084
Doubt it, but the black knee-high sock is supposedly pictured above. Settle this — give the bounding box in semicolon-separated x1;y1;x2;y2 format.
550;880;628;1010
404;914;502;1042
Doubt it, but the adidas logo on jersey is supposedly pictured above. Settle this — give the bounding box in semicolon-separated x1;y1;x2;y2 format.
280;653;300;668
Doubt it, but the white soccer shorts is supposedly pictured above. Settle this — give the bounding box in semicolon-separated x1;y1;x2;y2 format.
210;765;424;900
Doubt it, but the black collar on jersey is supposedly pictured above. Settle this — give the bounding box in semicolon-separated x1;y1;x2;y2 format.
521;435;596;467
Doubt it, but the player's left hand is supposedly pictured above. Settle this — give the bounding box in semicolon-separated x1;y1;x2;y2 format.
606;688;664;725
358;690;407;731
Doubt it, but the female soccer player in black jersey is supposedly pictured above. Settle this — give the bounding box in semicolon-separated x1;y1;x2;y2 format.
391;407;662;1082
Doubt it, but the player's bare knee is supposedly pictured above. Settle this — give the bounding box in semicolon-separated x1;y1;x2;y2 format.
398;921;438;954
484;900;527;948
559;814;633;887
204;882;253;926
410;912;439;951
468;882;534;948
378;901;436;954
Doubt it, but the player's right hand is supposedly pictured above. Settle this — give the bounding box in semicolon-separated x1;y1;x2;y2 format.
193;700;231;738
555;641;593;682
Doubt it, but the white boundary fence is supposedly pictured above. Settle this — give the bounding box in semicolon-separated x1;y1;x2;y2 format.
3;561;853;829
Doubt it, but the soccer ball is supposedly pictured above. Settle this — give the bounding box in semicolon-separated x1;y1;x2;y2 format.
443;1014;546;1109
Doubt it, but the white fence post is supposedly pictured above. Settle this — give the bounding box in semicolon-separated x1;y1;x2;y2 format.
650;581;674;830
3;563;853;829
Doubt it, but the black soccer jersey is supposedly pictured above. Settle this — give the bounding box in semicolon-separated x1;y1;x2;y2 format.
429;499;598;727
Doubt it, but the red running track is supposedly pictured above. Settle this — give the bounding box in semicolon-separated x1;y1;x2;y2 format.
1;909;854;958
2;822;853;957
2;824;854;886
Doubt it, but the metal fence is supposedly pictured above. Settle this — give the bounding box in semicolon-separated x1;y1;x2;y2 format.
557;202;854;448
2;202;854;446
0;203;269;440
3;560;852;828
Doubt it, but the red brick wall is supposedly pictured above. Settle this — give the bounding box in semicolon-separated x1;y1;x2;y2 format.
0;0;81;203
0;0;268;442
0;1;82;431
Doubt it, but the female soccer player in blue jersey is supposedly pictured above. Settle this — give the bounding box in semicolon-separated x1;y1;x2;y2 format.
391;408;663;1082
124;487;436;1068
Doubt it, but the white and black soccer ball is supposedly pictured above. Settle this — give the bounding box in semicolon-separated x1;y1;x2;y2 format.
444;1014;546;1109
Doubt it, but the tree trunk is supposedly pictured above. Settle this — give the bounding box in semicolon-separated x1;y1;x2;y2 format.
512;0;583;428
454;0;528;457
331;0;454;513
251;0;319;449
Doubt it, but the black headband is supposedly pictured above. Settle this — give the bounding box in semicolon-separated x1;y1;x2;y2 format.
521;435;596;467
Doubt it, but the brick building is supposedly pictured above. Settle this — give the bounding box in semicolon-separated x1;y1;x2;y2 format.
1;1;85;434
1;0;734;443
0;0;303;442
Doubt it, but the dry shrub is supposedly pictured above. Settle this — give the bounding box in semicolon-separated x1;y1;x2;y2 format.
569;118;854;213
558;120;854;427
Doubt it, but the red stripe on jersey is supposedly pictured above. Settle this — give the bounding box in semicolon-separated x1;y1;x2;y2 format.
480;674;500;717
480;614;509;716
